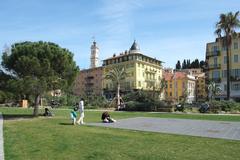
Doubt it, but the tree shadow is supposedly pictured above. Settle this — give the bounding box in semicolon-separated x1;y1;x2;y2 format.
2;114;35;120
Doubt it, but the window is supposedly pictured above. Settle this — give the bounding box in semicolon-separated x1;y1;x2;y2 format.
231;69;240;77
224;56;227;64
170;92;172;96
234;42;238;49
222;46;227;51
138;81;141;87
234;55;238;63
224;84;227;91
214;57;218;65
213;46;218;52
212;71;220;79
129;55;132;60
231;83;240;90
170;84;172;88
222;70;227;78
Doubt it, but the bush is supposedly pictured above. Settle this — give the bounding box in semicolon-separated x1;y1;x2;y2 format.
124;100;170;112
210;100;240;112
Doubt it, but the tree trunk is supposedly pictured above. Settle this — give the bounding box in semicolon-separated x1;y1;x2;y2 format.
33;94;40;116
226;41;230;100
117;83;120;110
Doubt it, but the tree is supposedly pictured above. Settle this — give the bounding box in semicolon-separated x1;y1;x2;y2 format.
215;11;240;100
159;78;167;100
1;41;79;116
191;59;200;68
208;81;221;101
187;59;191;68
199;60;205;69
105;66;126;110
182;60;187;69
175;60;181;70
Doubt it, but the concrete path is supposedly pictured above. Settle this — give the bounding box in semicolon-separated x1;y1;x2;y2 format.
88;117;240;141
0;113;4;160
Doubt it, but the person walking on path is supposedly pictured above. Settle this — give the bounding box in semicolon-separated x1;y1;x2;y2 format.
77;98;85;125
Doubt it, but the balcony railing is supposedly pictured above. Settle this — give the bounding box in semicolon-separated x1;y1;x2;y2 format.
145;79;156;82
206;50;221;58
230;76;240;82
209;78;221;83
208;64;221;70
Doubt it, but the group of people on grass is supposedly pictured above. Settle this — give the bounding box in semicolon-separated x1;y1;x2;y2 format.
43;98;116;125
70;98;116;125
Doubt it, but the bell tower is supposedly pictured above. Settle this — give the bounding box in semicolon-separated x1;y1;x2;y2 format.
90;40;99;68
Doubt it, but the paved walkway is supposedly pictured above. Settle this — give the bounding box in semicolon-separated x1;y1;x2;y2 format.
88;117;240;141
0;113;4;160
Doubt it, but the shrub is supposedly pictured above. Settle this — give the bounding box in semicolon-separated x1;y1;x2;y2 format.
210;100;240;112
124;100;170;112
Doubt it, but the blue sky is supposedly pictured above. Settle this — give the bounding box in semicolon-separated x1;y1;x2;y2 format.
0;0;240;69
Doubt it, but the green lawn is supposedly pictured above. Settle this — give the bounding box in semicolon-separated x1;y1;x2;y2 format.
1;107;240;160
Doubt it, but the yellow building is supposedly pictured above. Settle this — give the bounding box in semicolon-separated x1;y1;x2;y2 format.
164;72;196;103
103;41;163;99
206;34;240;100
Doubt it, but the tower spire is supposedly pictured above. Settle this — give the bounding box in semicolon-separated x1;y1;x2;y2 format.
90;39;99;68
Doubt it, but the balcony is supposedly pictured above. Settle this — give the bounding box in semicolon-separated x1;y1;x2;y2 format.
145;79;156;82
231;76;240;82
206;50;221;58
208;64;221;70
209;78;221;83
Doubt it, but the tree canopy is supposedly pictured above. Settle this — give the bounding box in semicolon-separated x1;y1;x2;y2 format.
175;59;204;70
1;41;79;115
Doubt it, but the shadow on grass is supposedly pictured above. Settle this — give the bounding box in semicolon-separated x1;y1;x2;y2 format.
2;114;35;120
59;122;73;125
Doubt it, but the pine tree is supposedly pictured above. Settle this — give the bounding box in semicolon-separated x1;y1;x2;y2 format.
182;60;187;69
175;60;181;70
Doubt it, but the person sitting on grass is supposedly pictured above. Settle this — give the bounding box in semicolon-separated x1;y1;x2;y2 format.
70;105;78;125
101;111;116;123
43;108;53;116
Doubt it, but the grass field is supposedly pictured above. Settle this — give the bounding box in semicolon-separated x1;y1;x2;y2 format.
0;107;240;160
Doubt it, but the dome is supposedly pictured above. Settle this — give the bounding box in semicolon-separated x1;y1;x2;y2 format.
130;40;140;51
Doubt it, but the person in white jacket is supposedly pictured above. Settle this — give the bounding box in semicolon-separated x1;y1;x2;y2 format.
77;98;85;125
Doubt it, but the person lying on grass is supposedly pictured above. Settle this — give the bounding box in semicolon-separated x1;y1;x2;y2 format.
101;111;116;123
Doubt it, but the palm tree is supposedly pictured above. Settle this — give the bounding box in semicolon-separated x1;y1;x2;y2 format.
208;81;222;101
215;11;240;100
105;66;126;110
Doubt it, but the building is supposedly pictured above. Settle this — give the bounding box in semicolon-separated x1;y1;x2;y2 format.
102;41;163;99
182;68;207;101
206;34;240;100
73;67;103;97
73;41;103;97
164;72;196;103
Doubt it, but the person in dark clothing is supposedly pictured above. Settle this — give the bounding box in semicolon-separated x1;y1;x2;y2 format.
43;108;53;116
101;111;116;123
